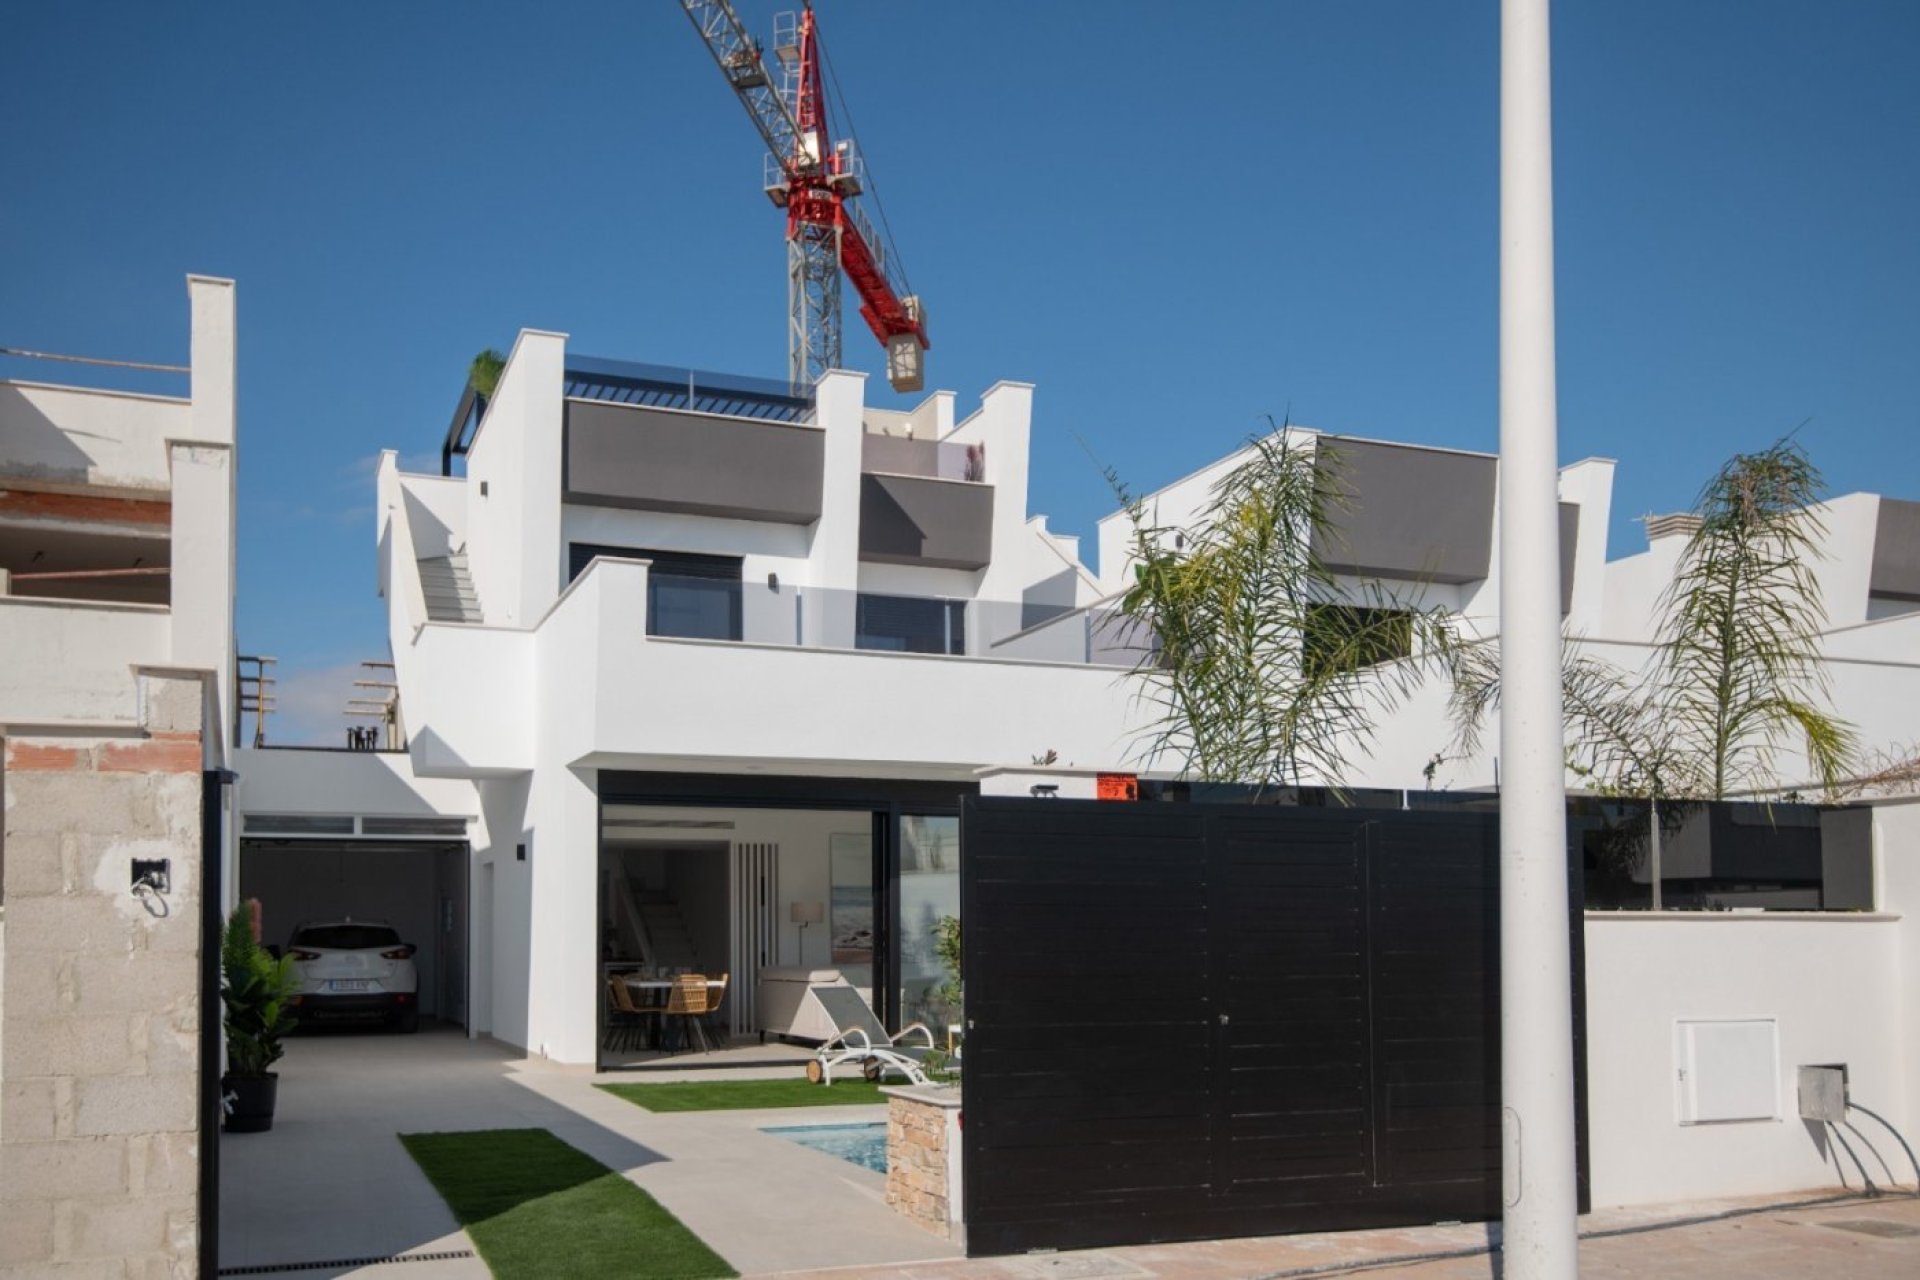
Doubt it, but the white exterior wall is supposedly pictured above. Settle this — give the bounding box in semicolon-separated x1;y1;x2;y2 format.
1883;801;1920;1134
233;745;477;821
0;598;170;728
462;330;566;627
400;473;468;561
1558;457;1614;636
1813;494;1882;629
1582;912;1908;1206
0;383;187;495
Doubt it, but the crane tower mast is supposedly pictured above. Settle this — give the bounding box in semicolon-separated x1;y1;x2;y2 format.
681;1;929;394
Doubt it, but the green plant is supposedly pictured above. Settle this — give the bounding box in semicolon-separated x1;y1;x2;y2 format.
1447;440;1855;802
221;901;299;1078
1653;440;1854;798
1109;427;1460;792
468;348;507;400
932;915;962;1016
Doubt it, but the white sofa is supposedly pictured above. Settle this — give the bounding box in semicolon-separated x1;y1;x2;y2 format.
757;966;862;1042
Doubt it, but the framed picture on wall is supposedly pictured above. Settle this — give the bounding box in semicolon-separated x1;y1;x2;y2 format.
829;832;873;965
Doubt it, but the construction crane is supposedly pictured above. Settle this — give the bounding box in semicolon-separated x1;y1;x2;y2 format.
681;1;929;395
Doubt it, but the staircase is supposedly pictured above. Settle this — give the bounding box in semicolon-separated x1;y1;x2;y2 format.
636;894;701;971
418;553;482;623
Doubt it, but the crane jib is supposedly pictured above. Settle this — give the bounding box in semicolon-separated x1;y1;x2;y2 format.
681;0;929;392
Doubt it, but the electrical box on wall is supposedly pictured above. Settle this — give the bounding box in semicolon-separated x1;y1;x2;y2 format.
1797;1063;1848;1122
1675;1018;1779;1124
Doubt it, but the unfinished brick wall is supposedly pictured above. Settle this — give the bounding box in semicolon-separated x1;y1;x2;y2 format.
1;673;206;1278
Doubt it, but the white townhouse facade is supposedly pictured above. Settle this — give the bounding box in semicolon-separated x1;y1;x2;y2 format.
370;331;1152;1066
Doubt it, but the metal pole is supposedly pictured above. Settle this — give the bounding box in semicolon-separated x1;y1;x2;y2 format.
1648;797;1663;911
1499;0;1580;1275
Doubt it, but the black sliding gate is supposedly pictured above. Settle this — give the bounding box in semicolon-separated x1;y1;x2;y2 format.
960;797;1587;1256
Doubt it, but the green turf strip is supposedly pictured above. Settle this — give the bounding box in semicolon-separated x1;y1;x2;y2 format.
596;1077;887;1112
400;1128;735;1280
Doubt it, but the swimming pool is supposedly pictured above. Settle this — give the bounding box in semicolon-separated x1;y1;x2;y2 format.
763;1121;888;1173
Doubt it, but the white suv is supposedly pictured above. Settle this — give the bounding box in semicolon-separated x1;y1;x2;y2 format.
286;920;420;1032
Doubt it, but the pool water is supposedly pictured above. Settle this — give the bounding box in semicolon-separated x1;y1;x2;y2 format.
764;1121;888;1173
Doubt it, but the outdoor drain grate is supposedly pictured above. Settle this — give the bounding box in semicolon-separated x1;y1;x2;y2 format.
1010;1256;1153;1279
1816;1219;1920;1240
217;1249;476;1275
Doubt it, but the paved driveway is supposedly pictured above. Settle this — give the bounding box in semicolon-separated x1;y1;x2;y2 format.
220;1029;1919;1279
217;1026;960;1278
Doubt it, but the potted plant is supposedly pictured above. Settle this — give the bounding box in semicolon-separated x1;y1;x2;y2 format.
221;900;299;1133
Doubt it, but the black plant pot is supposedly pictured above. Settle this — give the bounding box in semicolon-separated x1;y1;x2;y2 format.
223;1073;278;1133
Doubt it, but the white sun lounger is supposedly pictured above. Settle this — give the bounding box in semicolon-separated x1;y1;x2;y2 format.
804;985;937;1085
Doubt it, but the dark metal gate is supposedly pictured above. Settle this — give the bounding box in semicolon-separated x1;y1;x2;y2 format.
960;797;1587;1256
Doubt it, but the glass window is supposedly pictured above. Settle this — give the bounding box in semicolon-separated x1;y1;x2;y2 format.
569;544;742;641
898;815;961;1033
650;574;741;641
1303;604;1413;679
290;924;402;951
856;593;965;655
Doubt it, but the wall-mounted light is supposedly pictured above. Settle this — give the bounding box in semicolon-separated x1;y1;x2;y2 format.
767;571;780;591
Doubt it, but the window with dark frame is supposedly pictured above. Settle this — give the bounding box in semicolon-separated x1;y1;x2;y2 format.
1302;603;1414;680
568;543;743;642
855;592;966;655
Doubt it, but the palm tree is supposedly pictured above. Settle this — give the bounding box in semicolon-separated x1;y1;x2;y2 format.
1653;440;1853;798
1111;427;1459;792
1448;439;1853;801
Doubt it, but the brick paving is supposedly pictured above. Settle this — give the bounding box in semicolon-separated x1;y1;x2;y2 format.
756;1190;1920;1279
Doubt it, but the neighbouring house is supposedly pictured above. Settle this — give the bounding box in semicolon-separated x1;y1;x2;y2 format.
1099;426;1920;799
0;276;237;1277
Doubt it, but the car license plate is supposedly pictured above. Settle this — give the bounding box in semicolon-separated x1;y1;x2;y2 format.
327;979;372;992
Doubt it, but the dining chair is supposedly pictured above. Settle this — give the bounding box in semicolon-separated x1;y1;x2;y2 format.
664;973;713;1054
605;976;643;1053
702;972;731;1043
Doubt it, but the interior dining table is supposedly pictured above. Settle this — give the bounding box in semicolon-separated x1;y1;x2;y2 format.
618;975;727;1051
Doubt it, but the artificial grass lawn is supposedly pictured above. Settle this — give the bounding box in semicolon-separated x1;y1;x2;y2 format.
399;1128;735;1280
596;1077;888;1113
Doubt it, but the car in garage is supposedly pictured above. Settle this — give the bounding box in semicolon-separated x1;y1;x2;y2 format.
285;920;420;1032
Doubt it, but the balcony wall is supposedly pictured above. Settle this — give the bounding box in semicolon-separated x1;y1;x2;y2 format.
563;399;824;525
0;597;170;727
546;559;1141;775
859;474;993;571
0;381;188;494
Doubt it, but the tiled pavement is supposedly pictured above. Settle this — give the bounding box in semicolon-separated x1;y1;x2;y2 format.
758;1192;1920;1279
223;1030;1918;1278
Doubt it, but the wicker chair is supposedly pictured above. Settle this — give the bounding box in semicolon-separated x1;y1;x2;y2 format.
605;976;646;1053
664;973;714;1054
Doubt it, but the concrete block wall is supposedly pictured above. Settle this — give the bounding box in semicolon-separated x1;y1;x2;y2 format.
1;672;205;1278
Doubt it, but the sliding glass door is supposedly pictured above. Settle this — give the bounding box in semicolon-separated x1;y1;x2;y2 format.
896;814;961;1034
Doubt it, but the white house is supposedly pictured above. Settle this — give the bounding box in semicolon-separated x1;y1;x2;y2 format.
1098;426;1920;799
365;332;1153;1067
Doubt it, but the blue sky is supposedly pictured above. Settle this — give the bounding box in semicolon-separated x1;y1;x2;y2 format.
4;2;1915;743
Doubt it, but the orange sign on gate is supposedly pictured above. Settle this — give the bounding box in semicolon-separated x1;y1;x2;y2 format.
1096;773;1139;801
